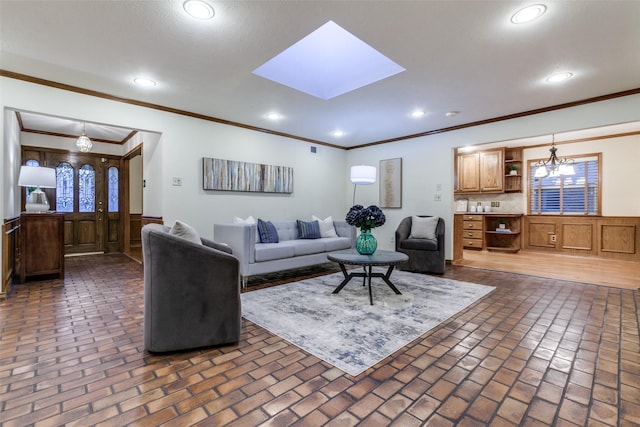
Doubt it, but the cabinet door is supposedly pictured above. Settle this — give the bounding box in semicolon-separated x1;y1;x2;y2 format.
457;153;480;192
480;149;504;192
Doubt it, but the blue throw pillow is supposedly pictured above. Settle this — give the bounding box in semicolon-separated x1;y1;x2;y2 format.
257;219;279;243
297;220;321;239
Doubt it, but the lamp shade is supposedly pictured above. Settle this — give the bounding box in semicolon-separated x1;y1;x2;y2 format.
350;165;376;185
18;166;57;188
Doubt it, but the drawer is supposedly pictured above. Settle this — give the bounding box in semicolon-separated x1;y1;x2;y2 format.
463;238;483;249
463;215;484;221
463;221;482;230
463;229;483;239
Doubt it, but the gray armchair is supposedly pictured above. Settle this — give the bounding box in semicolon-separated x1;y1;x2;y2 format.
395;216;446;274
142;223;241;352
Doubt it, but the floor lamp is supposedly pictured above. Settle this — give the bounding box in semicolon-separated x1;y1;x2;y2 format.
350;165;376;205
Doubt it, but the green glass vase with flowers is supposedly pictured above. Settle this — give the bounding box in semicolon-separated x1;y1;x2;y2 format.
345;204;386;255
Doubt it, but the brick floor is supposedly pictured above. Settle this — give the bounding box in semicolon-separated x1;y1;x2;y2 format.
1;254;638;426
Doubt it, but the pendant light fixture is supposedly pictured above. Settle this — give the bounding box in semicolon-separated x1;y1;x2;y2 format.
76;123;93;152
534;135;575;178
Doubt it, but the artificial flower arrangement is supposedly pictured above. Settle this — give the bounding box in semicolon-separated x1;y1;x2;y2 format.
345;204;386;230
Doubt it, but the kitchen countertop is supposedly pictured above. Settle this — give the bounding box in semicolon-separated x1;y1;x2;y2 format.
455;212;524;215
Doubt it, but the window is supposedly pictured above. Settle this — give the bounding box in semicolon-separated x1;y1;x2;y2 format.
56;162;74;212
108;166;119;212
78;164;96;213
529;154;601;215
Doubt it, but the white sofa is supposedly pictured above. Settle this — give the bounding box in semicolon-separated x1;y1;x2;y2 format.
214;220;355;286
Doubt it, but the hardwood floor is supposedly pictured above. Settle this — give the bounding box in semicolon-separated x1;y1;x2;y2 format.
0;254;639;426
455;249;640;290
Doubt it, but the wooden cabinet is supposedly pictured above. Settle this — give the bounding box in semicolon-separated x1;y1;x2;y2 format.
19;213;65;283
455;148;504;193
462;215;484;249
484;214;522;253
504;147;523;193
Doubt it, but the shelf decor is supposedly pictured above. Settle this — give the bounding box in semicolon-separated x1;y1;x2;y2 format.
203;157;293;193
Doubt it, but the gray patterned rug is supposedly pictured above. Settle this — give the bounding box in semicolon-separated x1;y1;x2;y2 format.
241;270;495;376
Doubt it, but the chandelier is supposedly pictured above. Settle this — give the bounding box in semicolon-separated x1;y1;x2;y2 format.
76;123;93;152
534;136;574;178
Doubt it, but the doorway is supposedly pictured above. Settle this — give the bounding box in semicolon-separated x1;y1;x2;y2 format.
22;148;123;255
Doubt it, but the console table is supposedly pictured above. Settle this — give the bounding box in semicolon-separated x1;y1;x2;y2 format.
19;213;65;283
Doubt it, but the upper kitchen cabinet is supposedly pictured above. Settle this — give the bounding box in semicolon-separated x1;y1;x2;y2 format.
455;148;504;194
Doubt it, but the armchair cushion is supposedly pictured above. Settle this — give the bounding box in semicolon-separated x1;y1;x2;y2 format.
169;220;202;245
400;238;438;251
409;215;438;240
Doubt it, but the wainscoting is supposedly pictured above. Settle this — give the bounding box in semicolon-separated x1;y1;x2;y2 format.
1;217;20;299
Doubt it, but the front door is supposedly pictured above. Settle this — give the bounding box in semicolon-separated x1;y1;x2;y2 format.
45;152;117;255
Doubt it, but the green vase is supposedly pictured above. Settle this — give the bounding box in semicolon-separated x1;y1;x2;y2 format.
355;229;377;255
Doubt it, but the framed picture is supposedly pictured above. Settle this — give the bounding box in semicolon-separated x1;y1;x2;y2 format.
203;157;293;193
379;158;402;208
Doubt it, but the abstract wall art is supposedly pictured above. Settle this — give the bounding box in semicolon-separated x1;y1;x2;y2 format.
379;157;402;208
203;158;293;193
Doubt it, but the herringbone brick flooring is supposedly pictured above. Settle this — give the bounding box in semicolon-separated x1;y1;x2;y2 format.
1;254;639;426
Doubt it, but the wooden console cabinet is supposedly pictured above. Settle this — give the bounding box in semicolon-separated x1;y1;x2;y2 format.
19;213;65;283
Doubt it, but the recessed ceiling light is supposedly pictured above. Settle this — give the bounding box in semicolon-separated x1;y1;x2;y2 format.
411;110;425;118
446;111;460;117
133;77;157;87
183;0;214;19
331;130;345;137
265;112;283;120
546;72;573;83
511;4;547;24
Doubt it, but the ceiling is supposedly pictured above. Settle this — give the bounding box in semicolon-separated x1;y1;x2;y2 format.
1;1;639;148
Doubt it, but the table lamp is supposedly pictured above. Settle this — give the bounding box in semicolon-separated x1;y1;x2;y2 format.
18;165;57;213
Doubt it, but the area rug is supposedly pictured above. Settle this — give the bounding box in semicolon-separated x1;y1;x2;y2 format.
241;270;495;376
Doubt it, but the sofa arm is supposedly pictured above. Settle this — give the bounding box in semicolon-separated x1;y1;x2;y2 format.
214;223;257;276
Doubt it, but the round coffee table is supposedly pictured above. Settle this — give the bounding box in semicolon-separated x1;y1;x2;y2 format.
327;249;409;305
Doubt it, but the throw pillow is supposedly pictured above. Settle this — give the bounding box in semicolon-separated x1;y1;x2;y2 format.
409;216;438;240
169;220;202;245
297;220;321;239
257;219;279;243
233;215;256;224
312;215;338;238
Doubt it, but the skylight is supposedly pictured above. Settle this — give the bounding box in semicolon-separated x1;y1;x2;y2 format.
253;21;405;100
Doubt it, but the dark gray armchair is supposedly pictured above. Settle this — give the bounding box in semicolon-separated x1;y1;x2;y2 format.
395;216;446;274
142;223;241;352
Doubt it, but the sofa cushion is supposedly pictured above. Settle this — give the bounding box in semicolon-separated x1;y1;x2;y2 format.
255;243;295;262
322;237;353;252
400;238;438;251
312;215;338;238
290;239;326;256
257;219;279;243
410;216;438;240
297;220;321;239
169;220;202;245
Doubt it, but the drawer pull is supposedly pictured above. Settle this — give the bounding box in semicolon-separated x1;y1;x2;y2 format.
468;232;473;236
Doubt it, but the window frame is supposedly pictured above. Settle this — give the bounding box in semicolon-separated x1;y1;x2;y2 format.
527;152;602;216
